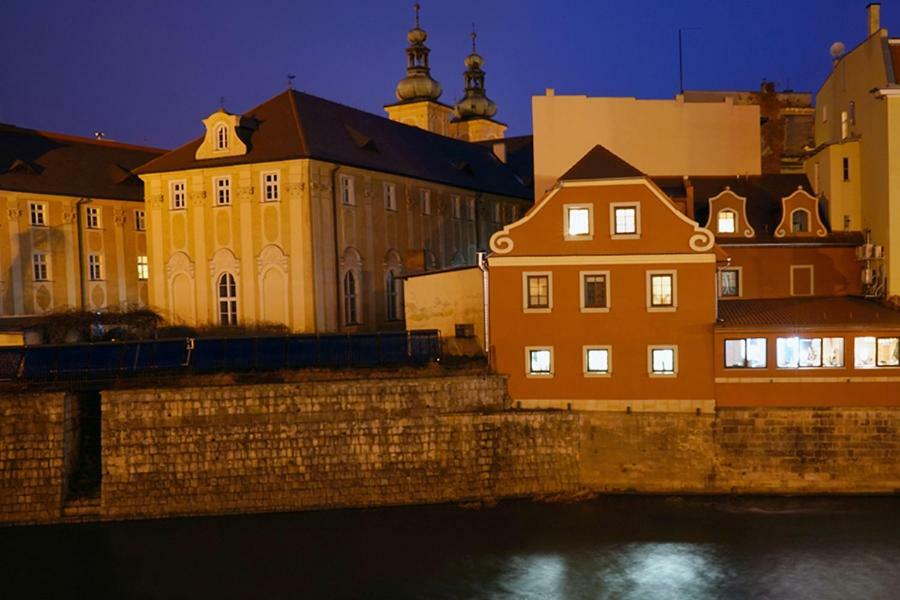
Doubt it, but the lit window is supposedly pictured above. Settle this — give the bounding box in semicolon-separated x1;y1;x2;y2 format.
822;337;845;368
855;336;876;368
217;272;238;325
452;195;462;219
612;205;638;235
720;269;739;297
584;347;610;376
215;124;228;150
214;177;231;206
32;253;48;281
137;255;148;281
526;347;553;376
134;210;145;231
384;182;397;211
717;209;736;233
877;337;900;367
648;272;675;308
776;336;843;368
524;274;551;310
581;272;609;310
649;346;676;375
790;209;809;233
841;110;849;139
385;270;402;321
420;190;431;215
565;205;591;238
85;207;100;229
29;203;46;226
340;175;355;206
343;271;359;325
171;181;186;210
262;172;279;202
724;338;767;368
88;254;103;281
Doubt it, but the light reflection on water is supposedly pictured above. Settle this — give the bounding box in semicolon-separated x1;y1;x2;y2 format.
1;496;898;599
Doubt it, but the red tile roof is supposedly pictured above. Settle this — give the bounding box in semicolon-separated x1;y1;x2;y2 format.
717;296;900;329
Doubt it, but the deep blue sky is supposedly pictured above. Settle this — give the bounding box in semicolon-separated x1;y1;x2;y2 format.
2;1;895;149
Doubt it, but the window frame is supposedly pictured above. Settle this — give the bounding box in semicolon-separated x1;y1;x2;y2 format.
609;202;640;239
340;174;356;206
724;337;768;369
217;272;238;326
583;345;612;377
465;197;476;221
579;270;610;313
719;267;742;298
170;180;187;210
420;189;431;215
855;336;900;369
261;170;280;203
213;176;231;206
717;209;737;234
646;270;677;312
790;265;814;297
214;123;229;151
648;345;678;377
451;195;462;219
383;182;397;212
563;203;594;240
32;253;49;281
136;255;149;281
88;254;103;281
776;336;846;369
385;269;402;322
343;270;360;326
522;271;553;313
790;208;811;233
842;157;850;182
29;202;47;227
85;206;101;229
492;202;502;224
134;209;146;231
525;346;554;378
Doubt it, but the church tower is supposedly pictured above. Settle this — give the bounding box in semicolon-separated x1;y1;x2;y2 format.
384;3;455;136
449;28;507;142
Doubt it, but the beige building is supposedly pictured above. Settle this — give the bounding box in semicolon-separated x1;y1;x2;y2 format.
0;124;162;318
135;90;531;332
532;90;762;197
805;2;900;299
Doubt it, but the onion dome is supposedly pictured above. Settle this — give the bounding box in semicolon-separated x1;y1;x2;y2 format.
453;29;498;120
395;3;442;102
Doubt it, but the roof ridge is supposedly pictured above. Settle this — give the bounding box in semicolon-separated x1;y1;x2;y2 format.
0;122;165;154
286;90;310;157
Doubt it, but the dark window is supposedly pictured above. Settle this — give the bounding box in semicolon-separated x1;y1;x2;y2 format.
583;274;607;308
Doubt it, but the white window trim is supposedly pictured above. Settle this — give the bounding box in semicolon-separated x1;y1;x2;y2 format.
789;265;814;297
522;271;553;313
583;345;612;378
214;176;232;206
85;206;101;229
383;182;397;211
790;207;812;233
32;253;50;281
134;209;146;231
340;174;356;206
717;208;737;234
775;336;846;370
579;270;611;313
563;203;594;240
88;254;103;281
648;345;678;377
719;266;742;298
170;180;187;210
260;170;280;203
646;269;677;312
136;255;149;281
214;123;229;151
609;202;641;239
525;345;554;378
29;202;47;227
723;337;768;369
853;336;900;370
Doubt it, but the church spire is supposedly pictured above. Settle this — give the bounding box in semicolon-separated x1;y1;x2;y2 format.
394;2;442;103
453;24;498;120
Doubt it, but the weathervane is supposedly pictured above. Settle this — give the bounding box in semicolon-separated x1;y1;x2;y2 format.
287;74;296;89
414;2;420;27
471;23;477;52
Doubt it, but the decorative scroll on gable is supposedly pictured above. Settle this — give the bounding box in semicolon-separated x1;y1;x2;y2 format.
194;109;249;161
774;187;827;238
704;187;755;238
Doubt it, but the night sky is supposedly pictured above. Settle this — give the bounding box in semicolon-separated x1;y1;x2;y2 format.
2;1;894;149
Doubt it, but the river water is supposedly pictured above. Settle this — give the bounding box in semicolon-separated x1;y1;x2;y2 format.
2;496;898;599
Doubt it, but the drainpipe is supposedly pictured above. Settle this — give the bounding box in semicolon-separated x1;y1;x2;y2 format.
330;165;341;332
477;250;490;367
75;197;88;310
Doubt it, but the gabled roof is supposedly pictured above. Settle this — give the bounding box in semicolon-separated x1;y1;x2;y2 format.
0;123;164;201
136;90;533;201
676;174;864;246
717;296;900;329
559;145;645;181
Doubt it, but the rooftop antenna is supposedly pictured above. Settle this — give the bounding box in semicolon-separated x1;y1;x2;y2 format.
287;74;296;89
678;27;699;94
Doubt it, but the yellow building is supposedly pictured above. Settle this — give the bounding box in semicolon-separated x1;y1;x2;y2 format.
805;3;900;298
135;89;531;332
0;123;162;318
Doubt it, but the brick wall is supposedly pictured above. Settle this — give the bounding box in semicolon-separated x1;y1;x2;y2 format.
0;392;65;524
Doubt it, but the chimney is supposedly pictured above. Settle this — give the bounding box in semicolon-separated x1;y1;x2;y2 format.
492;141;507;163
868;3;881;36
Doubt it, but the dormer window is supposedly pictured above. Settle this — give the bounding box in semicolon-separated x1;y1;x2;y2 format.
215;124;229;151
790;208;810;233
717;209;736;234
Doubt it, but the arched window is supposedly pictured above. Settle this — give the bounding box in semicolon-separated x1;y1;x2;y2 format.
717;209;737;233
215;124;228;150
217;272;238;325
790;208;810;233
384;250;403;322
343;271;358;325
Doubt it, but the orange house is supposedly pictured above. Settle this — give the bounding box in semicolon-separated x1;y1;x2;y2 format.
488;146;720;413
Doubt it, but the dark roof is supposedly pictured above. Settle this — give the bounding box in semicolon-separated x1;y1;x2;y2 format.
559;145;645;181
717;296;900;329
684;174;865;246
0;124;164;201
476;135;534;191
137;90;533;201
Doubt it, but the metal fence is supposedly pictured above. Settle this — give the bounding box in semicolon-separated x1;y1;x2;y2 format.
0;330;441;382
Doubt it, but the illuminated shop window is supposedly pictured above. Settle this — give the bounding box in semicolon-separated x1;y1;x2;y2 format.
858;336;900;368
777;337;844;368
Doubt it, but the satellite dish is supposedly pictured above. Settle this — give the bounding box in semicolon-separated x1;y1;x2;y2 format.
830;41;846;58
